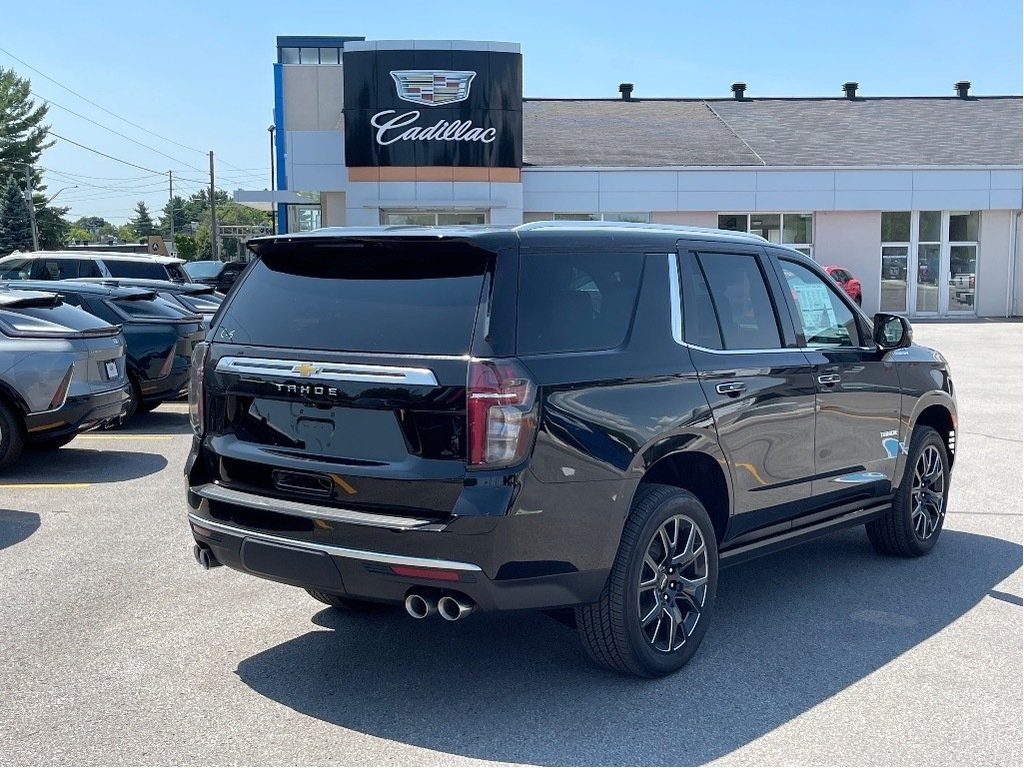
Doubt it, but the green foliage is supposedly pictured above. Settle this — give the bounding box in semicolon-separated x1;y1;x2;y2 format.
116;224;135;243
159;195;189;237
173;234;198;261
73;216;118;241
128;201;157;238
0;176;33;254
0;68;52;191
34;200;69;250
68;226;92;244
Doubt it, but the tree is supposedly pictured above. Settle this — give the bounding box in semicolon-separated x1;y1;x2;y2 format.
0;68;52;192
0;176;33;255
159;195;188;237
68;226;92;244
173;234;198;261
116;224;135;243
128;201;156;238
73;216;117;241
34;201;69;250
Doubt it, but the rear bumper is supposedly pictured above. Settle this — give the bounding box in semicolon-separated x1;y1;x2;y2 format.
139;366;190;406
185;482;612;612
24;386;129;441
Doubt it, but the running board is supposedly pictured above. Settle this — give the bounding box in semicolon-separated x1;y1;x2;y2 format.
719;502;890;568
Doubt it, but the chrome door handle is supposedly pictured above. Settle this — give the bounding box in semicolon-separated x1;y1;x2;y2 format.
716;381;747;396
817;373;842;385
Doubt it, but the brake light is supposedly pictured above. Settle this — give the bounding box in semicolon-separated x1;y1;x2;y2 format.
48;364;74;410
467;359;538;468
188;342;208;436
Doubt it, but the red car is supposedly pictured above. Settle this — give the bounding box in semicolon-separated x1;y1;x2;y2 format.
825;265;862;306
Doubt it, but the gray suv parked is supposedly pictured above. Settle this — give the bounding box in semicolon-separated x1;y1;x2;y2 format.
0;251;190;283
0;287;128;465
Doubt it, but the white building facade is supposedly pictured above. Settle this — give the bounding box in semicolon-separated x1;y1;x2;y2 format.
237;36;1023;318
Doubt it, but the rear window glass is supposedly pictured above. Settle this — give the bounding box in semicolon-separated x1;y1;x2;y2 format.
103;260;171;280
696;252;782;350
216;250;488;354
185;261;222;279
0;303;112;334
517;252;643;354
111;295;188;320
679;253;723;350
0;258;31;279
175;293;221;314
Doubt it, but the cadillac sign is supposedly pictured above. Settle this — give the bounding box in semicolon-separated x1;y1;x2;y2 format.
343;49;522;167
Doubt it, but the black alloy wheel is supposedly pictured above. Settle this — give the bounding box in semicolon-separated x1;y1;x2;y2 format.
866;426;949;557
576;484;718;677
0;400;25;469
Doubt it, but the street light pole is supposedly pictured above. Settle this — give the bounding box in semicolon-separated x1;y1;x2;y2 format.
268;125;276;234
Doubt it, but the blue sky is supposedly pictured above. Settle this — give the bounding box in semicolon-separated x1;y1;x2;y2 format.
3;0;1021;223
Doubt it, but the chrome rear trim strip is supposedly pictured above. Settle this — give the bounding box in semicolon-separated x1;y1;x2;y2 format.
193;483;435;530
187;512;483;572
215;356;438;386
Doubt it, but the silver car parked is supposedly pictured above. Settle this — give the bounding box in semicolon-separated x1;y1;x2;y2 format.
0;287;128;466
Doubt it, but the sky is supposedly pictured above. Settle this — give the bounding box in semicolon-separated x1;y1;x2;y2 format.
2;0;1021;224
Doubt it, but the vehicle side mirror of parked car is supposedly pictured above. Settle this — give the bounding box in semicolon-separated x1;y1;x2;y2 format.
873;313;913;351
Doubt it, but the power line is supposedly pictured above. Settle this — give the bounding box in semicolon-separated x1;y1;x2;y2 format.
0;45;262;175
35;91;206;172
47;132;163;174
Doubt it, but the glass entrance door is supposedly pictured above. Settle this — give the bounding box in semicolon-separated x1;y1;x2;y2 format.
907;210;979;317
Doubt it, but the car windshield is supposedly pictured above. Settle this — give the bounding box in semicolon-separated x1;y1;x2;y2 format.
184;261;222;279
0;258;32;280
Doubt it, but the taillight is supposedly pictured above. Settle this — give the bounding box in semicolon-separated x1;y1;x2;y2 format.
48;364;74;410
188;342;208;436
467;358;538;468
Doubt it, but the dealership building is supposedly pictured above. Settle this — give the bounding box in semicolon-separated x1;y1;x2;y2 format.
236;36;1023;318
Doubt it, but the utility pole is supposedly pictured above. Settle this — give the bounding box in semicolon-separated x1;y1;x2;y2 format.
168;171;174;245
24;165;39;251
208;151;219;261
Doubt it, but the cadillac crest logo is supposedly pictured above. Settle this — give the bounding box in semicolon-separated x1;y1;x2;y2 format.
391;70;476;106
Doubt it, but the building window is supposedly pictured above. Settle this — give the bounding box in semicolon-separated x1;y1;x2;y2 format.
381;210;487;226
718;213;813;256
279;47;300;64
319;47;340;64
881;210;980;316
286;205;321;232
552;212;652;223
880;211;911;313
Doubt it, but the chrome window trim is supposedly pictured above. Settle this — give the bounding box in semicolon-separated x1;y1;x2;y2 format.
680;340;875;355
667;253;684;346
216;356;438;386
187;511;483;572
193;483;434;530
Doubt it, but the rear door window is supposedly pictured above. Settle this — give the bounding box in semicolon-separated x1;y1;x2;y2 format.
679;252;723;350
216;248;489;354
102;260;169;279
695;251;782;350
517;252;643;354
33;259;79;280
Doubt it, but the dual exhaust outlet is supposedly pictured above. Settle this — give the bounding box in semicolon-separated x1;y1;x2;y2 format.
405;592;476;622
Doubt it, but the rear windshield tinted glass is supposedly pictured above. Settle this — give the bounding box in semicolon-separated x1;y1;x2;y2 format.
184;261;222;279
518;252;643;354
111;295;189;320
175;293;221;314
103;260;172;280
216;249;488;353
0;303;112;335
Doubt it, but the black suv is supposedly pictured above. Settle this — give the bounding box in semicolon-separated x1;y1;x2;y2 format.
186;222;957;678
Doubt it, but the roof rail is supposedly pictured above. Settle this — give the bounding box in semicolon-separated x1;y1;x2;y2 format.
513;219;770;243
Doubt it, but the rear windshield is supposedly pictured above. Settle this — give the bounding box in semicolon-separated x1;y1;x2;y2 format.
0;303;113;335
517;252;644;354
216;249;488;353
103;259;173;280
111;295;190;321
184;261;221;279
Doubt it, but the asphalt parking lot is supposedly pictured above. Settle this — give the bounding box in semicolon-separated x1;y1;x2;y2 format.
0;321;1020;766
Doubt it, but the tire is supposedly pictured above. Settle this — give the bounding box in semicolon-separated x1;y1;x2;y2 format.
122;376;142;423
28;434;75;451
305;588;384;612
575;483;718;677
0;400;25;469
866;426;949;557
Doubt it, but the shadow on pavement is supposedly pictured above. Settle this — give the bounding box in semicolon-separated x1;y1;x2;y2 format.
116;410;193;436
0;509;40;550
236;528;1022;766
6;449;167;484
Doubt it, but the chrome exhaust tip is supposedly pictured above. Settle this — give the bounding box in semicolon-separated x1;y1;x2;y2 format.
193;543;221;570
405;593;436;619
438;595;476;621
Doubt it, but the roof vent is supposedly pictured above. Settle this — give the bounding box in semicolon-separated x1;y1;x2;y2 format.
731;82;747;100
618;82;634;101
955;80;971;98
843;81;859;99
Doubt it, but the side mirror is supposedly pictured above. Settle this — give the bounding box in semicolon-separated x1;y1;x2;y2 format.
873;313;913;351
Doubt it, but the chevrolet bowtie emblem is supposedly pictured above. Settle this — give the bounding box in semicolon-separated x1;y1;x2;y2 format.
292;363;320;377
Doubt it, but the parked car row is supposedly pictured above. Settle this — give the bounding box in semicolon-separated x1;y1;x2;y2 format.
0;253;229;468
